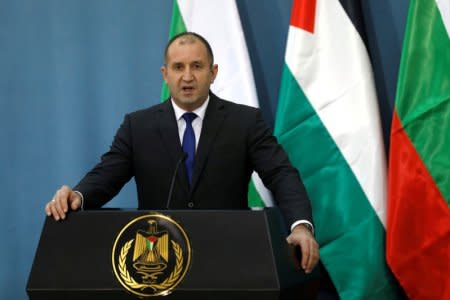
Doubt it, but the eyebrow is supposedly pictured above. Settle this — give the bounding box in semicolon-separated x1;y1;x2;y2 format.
170;60;205;65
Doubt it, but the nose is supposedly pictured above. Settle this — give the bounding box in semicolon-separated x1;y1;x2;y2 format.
182;67;194;81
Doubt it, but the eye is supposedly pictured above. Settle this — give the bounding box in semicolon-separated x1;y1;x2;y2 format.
172;64;184;71
193;63;203;70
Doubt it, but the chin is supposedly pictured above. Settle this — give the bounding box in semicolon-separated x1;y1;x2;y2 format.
179;98;196;105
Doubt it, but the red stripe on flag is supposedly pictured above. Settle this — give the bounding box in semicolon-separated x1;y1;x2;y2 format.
387;111;450;299
290;0;317;33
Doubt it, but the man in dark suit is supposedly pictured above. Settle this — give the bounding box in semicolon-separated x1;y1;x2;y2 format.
45;32;319;273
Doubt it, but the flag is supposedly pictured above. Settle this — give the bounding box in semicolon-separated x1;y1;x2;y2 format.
274;0;401;298
387;0;450;298
162;0;273;208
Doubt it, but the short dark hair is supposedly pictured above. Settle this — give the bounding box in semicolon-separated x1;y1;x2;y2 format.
164;32;214;66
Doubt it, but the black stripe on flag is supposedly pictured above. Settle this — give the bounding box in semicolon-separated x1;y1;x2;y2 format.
338;0;368;47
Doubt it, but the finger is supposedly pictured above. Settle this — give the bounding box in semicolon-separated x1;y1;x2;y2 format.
300;240;310;272
304;240;314;273
69;192;82;210
286;232;308;270
54;191;67;220
286;234;293;244
45;202;52;216
305;241;319;273
54;200;66;219
49;200;61;221
59;186;70;213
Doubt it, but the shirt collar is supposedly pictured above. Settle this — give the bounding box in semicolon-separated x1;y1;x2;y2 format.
171;96;209;121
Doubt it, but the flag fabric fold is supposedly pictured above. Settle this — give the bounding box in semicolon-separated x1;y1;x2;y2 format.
274;0;401;298
387;0;450;298
163;0;273;208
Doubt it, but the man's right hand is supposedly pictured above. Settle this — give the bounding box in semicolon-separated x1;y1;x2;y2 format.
45;185;82;221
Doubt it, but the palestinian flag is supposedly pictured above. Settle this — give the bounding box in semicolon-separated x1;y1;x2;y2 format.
162;0;272;208
274;0;401;298
387;0;450;298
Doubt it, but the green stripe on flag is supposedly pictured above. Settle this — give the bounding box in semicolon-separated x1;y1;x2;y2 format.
396;0;450;206
248;179;265;208
275;65;401;299
168;0;186;38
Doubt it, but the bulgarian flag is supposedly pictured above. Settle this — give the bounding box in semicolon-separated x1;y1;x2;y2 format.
274;0;401;298
162;0;272;208
387;0;450;299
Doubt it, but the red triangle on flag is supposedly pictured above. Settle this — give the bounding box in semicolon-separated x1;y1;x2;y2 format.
290;0;317;33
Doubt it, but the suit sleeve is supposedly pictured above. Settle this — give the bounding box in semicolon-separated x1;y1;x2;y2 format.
73;114;134;208
247;110;313;227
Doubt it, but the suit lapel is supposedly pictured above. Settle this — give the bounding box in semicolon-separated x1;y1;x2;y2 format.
191;95;227;191
156;101;190;194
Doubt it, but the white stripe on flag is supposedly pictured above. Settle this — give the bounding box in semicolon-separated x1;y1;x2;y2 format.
436;0;450;37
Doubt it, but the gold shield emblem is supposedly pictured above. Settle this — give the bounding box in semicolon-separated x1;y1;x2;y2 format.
112;214;192;297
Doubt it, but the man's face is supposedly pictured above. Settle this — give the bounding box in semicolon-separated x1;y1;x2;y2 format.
161;38;218;111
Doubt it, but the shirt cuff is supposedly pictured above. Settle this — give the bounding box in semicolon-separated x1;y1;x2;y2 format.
73;191;84;210
291;220;314;235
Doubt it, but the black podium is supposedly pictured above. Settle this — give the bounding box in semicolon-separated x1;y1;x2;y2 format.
27;208;319;299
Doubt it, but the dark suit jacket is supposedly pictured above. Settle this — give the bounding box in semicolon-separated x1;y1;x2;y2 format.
74;93;312;226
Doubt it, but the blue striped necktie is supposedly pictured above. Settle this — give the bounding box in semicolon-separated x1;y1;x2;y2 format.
182;112;197;185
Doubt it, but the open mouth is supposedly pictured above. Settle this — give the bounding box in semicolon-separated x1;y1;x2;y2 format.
182;86;194;92
181;86;195;96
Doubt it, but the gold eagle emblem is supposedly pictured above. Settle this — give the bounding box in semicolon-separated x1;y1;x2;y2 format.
112;214;192;297
132;220;169;281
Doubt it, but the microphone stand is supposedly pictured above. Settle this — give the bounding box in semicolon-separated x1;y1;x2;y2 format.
166;153;187;209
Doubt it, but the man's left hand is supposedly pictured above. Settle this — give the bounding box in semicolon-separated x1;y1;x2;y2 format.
286;224;319;274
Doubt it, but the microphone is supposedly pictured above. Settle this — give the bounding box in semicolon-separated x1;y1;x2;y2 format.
166;152;188;209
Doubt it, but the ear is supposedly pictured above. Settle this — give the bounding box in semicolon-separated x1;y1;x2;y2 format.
211;64;218;83
161;65;168;83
